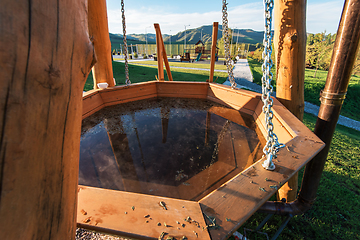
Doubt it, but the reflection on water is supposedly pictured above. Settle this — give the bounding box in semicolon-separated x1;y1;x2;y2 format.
80;98;264;201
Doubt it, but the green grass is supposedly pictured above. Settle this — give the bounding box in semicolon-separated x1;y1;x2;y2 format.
233;113;360;240
247;57;360;121
83;61;227;91
128;60;228;71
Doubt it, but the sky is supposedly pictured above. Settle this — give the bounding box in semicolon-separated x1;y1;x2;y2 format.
106;0;344;35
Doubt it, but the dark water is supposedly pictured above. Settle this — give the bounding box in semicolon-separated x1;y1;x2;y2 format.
79;98;265;201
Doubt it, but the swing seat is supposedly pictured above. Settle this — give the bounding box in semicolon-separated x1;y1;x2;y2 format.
78;81;324;240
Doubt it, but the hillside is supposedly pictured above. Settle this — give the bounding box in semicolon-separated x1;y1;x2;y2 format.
110;25;265;45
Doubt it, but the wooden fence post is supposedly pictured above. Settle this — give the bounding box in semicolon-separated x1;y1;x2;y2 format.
0;1;95;239
274;0;306;202
88;0;115;89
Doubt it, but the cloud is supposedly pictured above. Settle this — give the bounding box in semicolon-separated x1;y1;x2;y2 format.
108;2;264;34
307;1;343;34
107;1;343;35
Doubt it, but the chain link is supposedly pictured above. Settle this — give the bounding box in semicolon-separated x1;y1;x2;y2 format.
261;0;284;170
121;0;130;85
222;0;236;89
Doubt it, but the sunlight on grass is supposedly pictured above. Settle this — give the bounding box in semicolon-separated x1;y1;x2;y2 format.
128;60;227;71
83;61;227;91
247;57;360;121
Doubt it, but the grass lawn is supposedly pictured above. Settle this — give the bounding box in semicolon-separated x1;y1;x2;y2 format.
234;113;360;240
128;60;228;71
84;61;228;91
247;58;360;122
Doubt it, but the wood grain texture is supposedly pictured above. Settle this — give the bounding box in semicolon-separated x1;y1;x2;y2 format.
274;0;307;201
100;82;157;105
157;81;208;98
82;91;104;119
155;24;165;81
207;84;261;113
0;0;95;239
154;24;173;81
88;0;114;89
77;186;211;240
209;22;219;83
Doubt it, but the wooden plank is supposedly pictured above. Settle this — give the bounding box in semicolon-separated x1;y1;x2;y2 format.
77;186;211;240
178;161;236;201
157;82;208;98
208;106;247;127
253;99;296;144
0;1;95;239
200;135;324;240
100;82;157;106
209;22;219;83
88;0;114;89
82;91;104;119
207;84;260;112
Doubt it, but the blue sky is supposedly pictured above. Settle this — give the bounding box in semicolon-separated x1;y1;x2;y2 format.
106;0;344;35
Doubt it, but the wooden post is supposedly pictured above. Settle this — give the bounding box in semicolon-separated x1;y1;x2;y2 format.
0;1;95;239
155;24;165;81
88;0;115;89
154;23;173;81
209;22;219;83
274;0;306;202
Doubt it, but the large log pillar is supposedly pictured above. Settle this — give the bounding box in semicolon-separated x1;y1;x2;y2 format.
274;0;306;202
88;0;115;89
0;1;95;239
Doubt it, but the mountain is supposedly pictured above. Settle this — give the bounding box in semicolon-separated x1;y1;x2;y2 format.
110;25;265;45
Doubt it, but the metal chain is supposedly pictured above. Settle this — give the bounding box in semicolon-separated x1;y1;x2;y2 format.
222;0;236;89
261;0;284;170
121;0;130;85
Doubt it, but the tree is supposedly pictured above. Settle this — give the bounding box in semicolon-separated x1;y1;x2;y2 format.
352;46;360;77
306;31;335;77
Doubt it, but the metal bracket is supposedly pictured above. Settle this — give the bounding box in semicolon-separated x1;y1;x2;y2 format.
320;90;347;106
243;213;293;240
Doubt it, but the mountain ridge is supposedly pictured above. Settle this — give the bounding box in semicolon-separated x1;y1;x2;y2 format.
110;25;265;45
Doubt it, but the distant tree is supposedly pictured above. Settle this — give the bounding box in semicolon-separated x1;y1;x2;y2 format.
352;46;360;77
306;31;335;77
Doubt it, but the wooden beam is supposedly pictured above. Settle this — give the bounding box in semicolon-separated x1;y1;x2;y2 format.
209;22;219;83
155;24;165;81
274;0;306;202
88;0;115;89
0;0;95;239
154;23;173;81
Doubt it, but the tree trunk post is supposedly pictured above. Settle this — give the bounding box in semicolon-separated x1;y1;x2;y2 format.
274;0;306;202
0;1;95;239
88;0;115;89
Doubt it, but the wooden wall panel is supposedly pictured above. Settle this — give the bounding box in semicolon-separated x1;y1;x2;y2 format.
100;82;157;106
157;82;208;99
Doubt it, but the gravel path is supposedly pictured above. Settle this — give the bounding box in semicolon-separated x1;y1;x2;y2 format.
224;59;360;131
